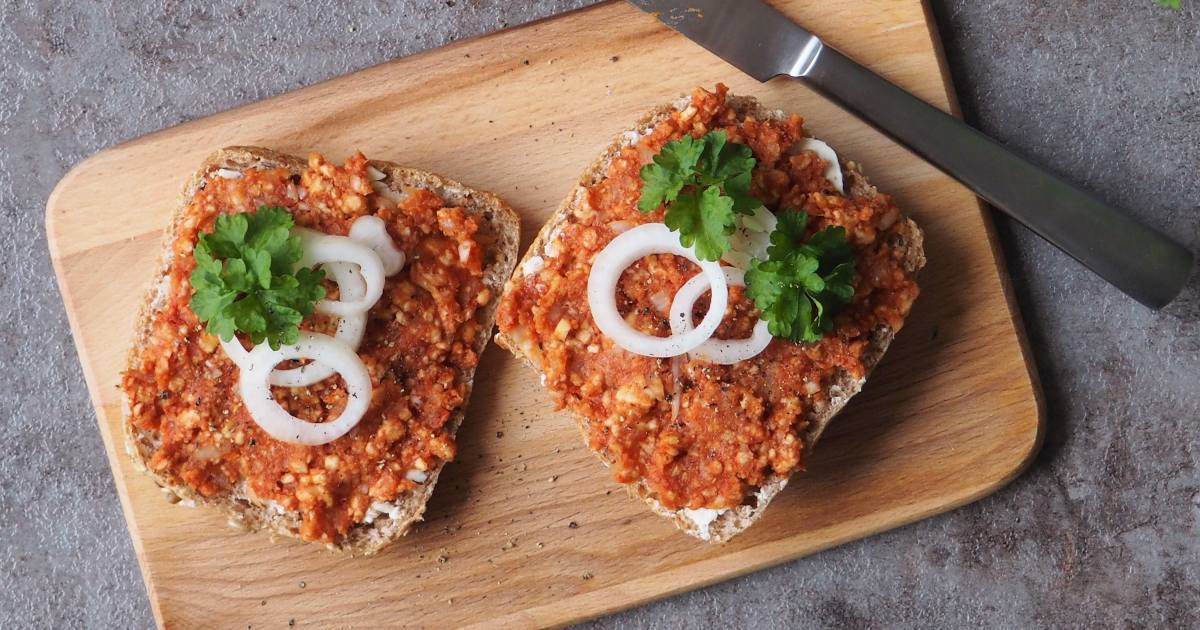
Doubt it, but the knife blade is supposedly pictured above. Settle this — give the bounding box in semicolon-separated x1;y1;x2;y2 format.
629;0;1195;309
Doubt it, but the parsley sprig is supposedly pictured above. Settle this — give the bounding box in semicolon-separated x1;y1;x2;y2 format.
189;206;325;349
745;210;856;343
637;131;857;344
638;130;760;261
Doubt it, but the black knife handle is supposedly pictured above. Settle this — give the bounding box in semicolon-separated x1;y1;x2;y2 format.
799;47;1194;309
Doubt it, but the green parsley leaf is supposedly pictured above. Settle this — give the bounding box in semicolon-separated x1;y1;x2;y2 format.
722;169;760;215
189;206;325;350
766;208;809;259
1156;0;1181;9
745;210;856;344
638;134;705;213
637;130;760;260
665;185;737;262
635;129;860;344
696;131;754;183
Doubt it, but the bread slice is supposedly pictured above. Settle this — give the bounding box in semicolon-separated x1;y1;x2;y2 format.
495;94;925;543
123;146;519;554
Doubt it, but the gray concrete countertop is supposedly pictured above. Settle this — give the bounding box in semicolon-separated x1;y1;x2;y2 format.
3;1;1198;627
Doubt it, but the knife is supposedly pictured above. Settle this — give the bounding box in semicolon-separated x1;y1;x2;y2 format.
628;0;1195;309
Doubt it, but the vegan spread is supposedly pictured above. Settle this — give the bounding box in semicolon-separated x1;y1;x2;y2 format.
121;153;492;543
497;85;920;512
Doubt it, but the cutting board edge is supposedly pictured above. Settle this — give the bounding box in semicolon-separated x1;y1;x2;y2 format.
915;0;1047;459
45;234;171;628
485;427;1043;629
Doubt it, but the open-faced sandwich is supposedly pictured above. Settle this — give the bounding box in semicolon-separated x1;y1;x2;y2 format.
496;85;925;542
121;147;518;553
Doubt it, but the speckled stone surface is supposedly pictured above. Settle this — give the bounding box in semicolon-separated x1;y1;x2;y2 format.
3;1;1198;627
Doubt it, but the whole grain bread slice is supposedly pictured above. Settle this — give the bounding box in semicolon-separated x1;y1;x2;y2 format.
495;95;925;543
123;146;519;554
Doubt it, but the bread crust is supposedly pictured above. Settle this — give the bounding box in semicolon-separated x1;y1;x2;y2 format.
495;95;925;543
123;146;520;554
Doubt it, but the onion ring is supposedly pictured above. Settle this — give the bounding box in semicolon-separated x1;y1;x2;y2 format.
270;262;367;386
349;215;406;275
221;217;403;384
219;262;368;386
295;228;385;317
587;223;727;358
239;331;372;445
669;267;772;365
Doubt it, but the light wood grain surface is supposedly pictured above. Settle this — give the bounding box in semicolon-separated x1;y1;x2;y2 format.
45;1;1043;627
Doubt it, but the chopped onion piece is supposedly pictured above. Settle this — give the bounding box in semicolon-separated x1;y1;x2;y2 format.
649;291;670;313
405;469;429;483
587;223;727;358
793;137;844;193
371;180;403;202
239;332;372;445
295;228;386;317
215;168;243;179
523;255;545;276
348;215;406;275
608;220;636;234
670;267;772;365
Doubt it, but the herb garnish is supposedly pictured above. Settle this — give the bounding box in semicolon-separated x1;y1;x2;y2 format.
744;210;856;343
637;130;759;261
638;132;856;343
190;206;325;349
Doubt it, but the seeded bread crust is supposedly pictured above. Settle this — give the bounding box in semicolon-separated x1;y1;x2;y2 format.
123;146;520;554
495;95;925;543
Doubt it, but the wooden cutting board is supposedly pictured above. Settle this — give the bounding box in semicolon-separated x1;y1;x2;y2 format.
46;1;1043;627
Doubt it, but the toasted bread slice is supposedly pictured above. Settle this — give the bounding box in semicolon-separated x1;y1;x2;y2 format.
496;93;925;543
123;146;519;554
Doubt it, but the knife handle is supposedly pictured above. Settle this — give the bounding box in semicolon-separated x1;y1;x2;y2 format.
799;47;1194;309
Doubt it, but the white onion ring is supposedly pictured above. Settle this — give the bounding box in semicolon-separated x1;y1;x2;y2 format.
220;336;251;369
239;331;372;445
349;215;406;275
295;228;385;317
271;262;367;386
587;223;727;358
670;267;772;365
317;261;368;319
219;262;368;386
220;216;403;385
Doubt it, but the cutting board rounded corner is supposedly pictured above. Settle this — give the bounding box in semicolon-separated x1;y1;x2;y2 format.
45;151;106;259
